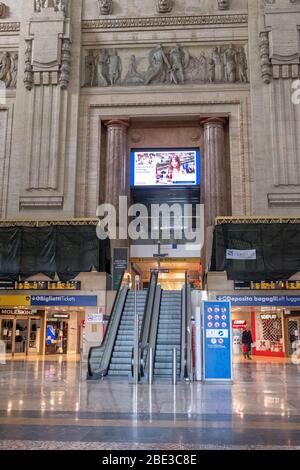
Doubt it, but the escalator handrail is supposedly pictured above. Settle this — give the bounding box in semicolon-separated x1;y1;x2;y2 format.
143;284;162;377
87;270;127;377
181;272;192;380
181;280;187;380
140;271;158;349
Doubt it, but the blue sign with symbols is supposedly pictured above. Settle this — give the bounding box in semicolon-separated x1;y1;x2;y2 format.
203;301;232;381
31;295;97;307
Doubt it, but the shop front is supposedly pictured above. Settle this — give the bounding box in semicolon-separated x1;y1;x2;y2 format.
217;294;300;359
0;309;43;356
0;293;100;358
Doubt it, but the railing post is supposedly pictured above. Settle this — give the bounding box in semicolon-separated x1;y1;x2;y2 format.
148;347;153;385
172;347;177;385
133;275;140;384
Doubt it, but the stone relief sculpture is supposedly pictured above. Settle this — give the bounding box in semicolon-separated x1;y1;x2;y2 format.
223;44;237;82
145;45;169;84
0;51;18;88
212;47;224;81
35;0;67;13
108;49;122;85
99;0;113;15
96;49;109;86
84;44;249;87
157;0;173;14
217;0;229;10
156;0;173;13
124;55;145;85
237;47;248;82
169;44;190;84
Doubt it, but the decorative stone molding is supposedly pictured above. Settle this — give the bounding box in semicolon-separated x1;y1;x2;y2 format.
0;22;20;32
24;41;33;90
260;32;272;84
0;51;18;89
59;38;71;89
24;6;71;90
19;196;64;209
84;43;248;88
157;0;174;14
22;3;73;200
261;1;300;83
82;14;248;31
268;194;300;207
98;0;113;15
217;0;229;10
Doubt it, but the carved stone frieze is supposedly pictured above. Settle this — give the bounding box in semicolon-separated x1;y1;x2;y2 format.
0;22;20;32
0;51;18;89
82;14;248;31
83;44;249;88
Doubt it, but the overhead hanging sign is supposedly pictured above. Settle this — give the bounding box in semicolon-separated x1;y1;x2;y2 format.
203;301;232;382
226;249;256;260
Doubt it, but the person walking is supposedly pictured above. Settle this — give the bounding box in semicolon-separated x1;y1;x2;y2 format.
242;327;253;360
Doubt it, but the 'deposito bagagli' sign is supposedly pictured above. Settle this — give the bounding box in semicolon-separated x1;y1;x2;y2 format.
203;301;232;382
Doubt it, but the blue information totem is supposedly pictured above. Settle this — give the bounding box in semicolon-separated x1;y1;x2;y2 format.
203;301;232;381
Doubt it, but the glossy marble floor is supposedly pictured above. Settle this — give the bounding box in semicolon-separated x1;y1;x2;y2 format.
0;357;300;450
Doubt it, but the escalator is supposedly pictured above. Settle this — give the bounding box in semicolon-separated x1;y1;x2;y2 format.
107;290;146;377
143;274;192;382
154;291;182;378
88;271;192;382
87;272;157;380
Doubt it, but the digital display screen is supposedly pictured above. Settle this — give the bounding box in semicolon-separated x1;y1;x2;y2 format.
130;148;200;187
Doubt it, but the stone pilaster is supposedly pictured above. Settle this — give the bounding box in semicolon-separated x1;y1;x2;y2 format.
104;119;129;216
200;117;229;272
201;117;228;226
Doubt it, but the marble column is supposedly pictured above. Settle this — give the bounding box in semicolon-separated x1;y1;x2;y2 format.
200;117;229;271
104;119;129;213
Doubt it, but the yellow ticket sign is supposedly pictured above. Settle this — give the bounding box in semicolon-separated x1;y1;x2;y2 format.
0;295;31;306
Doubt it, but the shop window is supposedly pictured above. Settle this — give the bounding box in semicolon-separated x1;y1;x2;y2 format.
255;312;284;353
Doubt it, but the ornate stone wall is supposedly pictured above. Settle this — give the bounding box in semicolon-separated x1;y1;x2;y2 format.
0;0;299;222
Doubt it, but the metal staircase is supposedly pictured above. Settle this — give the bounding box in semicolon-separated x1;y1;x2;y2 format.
154;290;182;379
107;290;147;377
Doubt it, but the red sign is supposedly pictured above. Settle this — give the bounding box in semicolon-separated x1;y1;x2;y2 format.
232;320;247;329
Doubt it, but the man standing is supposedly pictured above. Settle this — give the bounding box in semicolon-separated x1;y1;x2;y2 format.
242;327;253;360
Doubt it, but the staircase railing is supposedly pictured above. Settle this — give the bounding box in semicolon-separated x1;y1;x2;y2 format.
87;270;128;379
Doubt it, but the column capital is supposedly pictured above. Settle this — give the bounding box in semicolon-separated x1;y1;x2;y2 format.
199;117;227;128
104;119;130;129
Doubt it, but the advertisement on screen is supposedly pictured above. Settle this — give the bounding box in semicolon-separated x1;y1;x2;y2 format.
130;148;200;187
